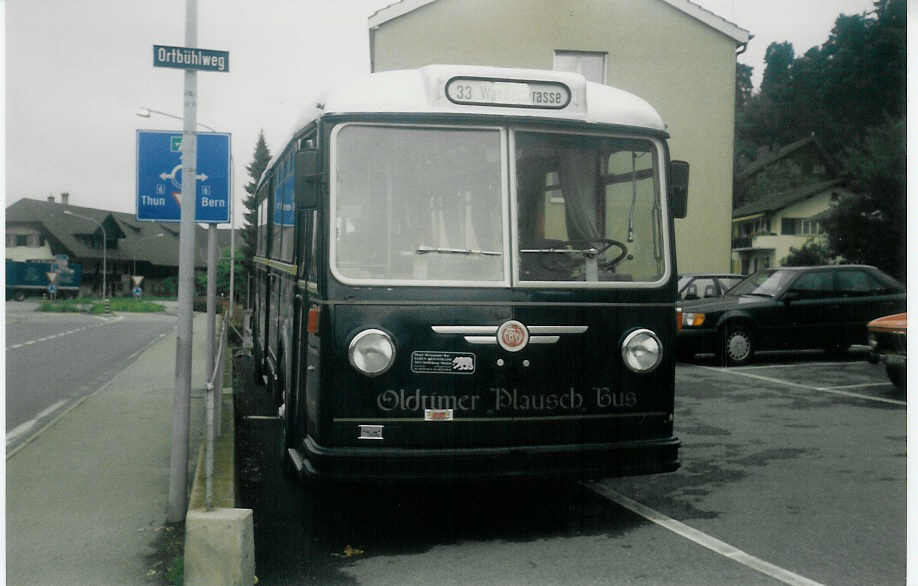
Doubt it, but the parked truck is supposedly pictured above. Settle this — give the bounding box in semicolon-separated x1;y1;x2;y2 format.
6;258;82;300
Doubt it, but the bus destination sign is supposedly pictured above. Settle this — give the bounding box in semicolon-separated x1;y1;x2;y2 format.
446;77;571;109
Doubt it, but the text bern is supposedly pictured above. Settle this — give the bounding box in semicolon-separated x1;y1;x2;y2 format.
376;387;637;413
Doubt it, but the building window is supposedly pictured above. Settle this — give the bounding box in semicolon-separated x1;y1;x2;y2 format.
554;50;607;83
782;217;823;236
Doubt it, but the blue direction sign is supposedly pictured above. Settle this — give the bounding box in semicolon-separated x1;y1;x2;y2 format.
136;130;231;223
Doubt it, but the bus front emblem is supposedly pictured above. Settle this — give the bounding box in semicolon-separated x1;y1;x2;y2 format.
497;320;529;352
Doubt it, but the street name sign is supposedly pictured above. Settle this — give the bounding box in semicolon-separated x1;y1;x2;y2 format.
136;130;231;223
153;45;229;72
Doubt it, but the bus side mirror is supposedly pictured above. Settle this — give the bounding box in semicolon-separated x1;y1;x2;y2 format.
295;149;321;208
670;160;689;219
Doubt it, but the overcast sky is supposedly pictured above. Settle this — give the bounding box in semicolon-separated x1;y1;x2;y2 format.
2;0;880;223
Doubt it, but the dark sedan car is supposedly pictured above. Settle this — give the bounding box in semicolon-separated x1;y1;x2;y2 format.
678;273;744;302
677;265;906;366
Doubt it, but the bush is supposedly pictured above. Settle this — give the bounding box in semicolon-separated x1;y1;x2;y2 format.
37;299;92;312
782;239;832;266
88;299;166;314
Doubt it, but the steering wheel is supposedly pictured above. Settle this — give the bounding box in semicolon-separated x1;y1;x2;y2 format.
537;238;630;274
569;238;630;270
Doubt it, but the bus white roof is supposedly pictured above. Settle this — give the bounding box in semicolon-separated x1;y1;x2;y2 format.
262;65;666;187
318;65;666;131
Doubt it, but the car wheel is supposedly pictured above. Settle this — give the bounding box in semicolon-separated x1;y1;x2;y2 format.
14;291;26;302
722;326;754;366
886;364;906;389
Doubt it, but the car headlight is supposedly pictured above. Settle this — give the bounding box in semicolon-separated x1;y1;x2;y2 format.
348;329;396;376
621;328;663;373
683;312;706;327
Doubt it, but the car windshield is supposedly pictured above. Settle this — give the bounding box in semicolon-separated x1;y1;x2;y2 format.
515;132;665;283
729;269;797;297
333;124;505;284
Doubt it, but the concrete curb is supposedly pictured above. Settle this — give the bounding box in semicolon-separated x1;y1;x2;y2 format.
184;332;256;586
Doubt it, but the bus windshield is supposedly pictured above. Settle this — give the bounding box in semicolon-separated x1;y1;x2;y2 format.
332;124;667;285
516;132;664;283
333;124;505;284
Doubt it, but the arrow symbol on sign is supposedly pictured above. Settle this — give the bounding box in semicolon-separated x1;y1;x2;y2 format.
159;165;209;189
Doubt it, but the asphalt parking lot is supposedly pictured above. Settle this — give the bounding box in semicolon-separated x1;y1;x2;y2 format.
237;346;906;585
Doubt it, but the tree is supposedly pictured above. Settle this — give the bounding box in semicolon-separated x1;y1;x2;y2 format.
242;131;272;268
193;247;245;301
823;116;906;280
782;239;831;267
735;0;905;160
733;0;906;280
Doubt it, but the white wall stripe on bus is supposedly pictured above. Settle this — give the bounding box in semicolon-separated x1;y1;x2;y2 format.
694;365;906;407
585;483;825;586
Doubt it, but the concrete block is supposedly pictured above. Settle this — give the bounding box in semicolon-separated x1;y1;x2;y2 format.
184;508;254;586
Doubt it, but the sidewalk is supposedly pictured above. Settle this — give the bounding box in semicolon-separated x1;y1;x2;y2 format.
6;313;209;585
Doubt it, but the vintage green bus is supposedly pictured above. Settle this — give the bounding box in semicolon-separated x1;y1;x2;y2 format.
252;65;688;481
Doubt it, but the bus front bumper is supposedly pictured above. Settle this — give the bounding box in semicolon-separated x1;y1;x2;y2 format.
296;436;680;483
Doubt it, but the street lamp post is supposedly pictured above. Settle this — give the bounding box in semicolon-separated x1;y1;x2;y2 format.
137;107;216;132
64;210;107;300
132;233;164;276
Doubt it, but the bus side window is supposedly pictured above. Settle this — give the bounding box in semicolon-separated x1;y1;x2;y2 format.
307;210;319;284
297;210;315;281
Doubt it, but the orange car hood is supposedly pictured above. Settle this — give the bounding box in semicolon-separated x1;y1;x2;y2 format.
867;313;907;333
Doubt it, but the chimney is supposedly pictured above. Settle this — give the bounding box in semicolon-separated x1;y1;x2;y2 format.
47;194;55;203
61;192;70;205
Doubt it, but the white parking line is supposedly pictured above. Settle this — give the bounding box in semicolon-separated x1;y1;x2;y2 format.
585;483;825;586
731;361;855;371
695;365;906;407
824;382;890;391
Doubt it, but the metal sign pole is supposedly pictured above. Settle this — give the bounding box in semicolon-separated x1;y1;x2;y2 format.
228;155;235;319
167;0;198;524
206;225;217;382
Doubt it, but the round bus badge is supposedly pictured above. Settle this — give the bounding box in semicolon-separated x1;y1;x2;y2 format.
497;320;529;352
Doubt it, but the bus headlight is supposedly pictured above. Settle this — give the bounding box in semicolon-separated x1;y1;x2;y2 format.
348;329;396;376
621;328;663;373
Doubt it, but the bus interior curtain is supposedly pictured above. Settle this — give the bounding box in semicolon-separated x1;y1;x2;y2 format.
558;148;601;242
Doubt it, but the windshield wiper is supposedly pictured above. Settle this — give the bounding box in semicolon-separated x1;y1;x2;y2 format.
416;245;502;256
520;247;600;257
742;292;774;298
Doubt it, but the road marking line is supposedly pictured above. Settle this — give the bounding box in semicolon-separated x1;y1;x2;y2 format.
824;382;890;390
35;399;68;420
6;317;127;350
733;361;857;370
6;420;36;444
695;365;906;406
6;327;174;460
585;483;825;586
